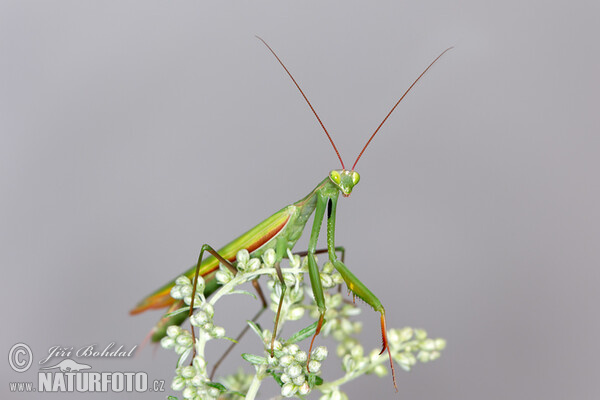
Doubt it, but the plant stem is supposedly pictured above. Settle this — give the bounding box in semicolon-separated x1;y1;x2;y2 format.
245;364;267;400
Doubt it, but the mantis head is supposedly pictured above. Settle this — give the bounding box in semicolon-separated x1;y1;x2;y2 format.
329;170;360;197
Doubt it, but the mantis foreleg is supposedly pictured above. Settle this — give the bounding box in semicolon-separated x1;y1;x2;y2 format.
324;194;398;391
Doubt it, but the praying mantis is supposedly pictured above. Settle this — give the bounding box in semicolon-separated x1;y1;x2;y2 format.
131;37;452;391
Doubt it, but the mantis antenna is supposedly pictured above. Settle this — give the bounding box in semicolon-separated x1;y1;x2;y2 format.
257;36;452;173
351;46;454;170
256;36;346;170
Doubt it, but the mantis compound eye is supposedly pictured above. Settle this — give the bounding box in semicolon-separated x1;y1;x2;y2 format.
330;170;341;185
351;171;360;185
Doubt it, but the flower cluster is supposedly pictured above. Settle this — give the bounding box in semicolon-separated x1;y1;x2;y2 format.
157;248;446;400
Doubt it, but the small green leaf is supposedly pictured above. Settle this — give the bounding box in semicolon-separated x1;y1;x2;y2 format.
226;391;246;398
286;320;324;344
272;349;286;359
229;290;258;300
206;382;226;392
167;396;178;400
164;306;190;318
222;336;238;343
247;321;263;339
267;370;284;387
176;348;191;368
241;353;267;365
307;373;324;387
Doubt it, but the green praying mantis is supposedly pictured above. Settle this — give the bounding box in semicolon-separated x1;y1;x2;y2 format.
131;37;452;391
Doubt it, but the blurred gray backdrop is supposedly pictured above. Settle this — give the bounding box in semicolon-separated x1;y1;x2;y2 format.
2;1;599;399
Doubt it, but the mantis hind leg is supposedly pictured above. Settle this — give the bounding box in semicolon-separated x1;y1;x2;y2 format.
189;244;238;361
293;246;345;262
190;244;270;378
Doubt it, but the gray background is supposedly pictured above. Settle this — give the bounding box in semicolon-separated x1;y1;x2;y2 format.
2;1;599;399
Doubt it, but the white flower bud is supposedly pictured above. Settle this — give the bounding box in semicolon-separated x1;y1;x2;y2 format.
293;373;306;386
288;252;301;269
279;355;294;367
161;337;175;349
350;344;364;358
399;327;414;342
181;365;195;378
193;356;206;371
202;322;214;332
166;325;181;338
330;389;343;400
215;269;233;285
176;334;193;348
170;286;184;299
182;386;196;399
294;350;307;363
283;272;296;287
212;326;225;338
190;311;208;327
280;373;291;383
208;387;220;397
174;344;188;355
175;276;191;286
286;344;300;355
311;346;328;361
271;340;282;352
308;360;321;373
236;249;250;264
202;303;214;318
289;286;304;303
298;381;311;395
281;382;297;398
369;349;380;362
397;352;416;371
415;329;427;340
374;364;388;377
286;363;302;378
180;284;194;298
329;293;343;308
287;305;305;321
342;354;354;372
320;273;334;288
262;249;276;267
435;338;447;350
430;351;441;360
421;339;436;351
417;351;430;363
171;376;186;391
332;272;344;285
268;354;278;366
247;258;261;272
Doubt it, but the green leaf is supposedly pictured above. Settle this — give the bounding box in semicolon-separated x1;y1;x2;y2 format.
206;382;226;392
164;306;190;318
307;374;324;387
222;336;238;343
247;321;263;339
167;397;178;400
176;348;191;368
267;370;284;387
241;353;267;365
229;290;257;300
286;320;324;344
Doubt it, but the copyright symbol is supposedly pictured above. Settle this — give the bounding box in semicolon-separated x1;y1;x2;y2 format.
8;343;33;372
